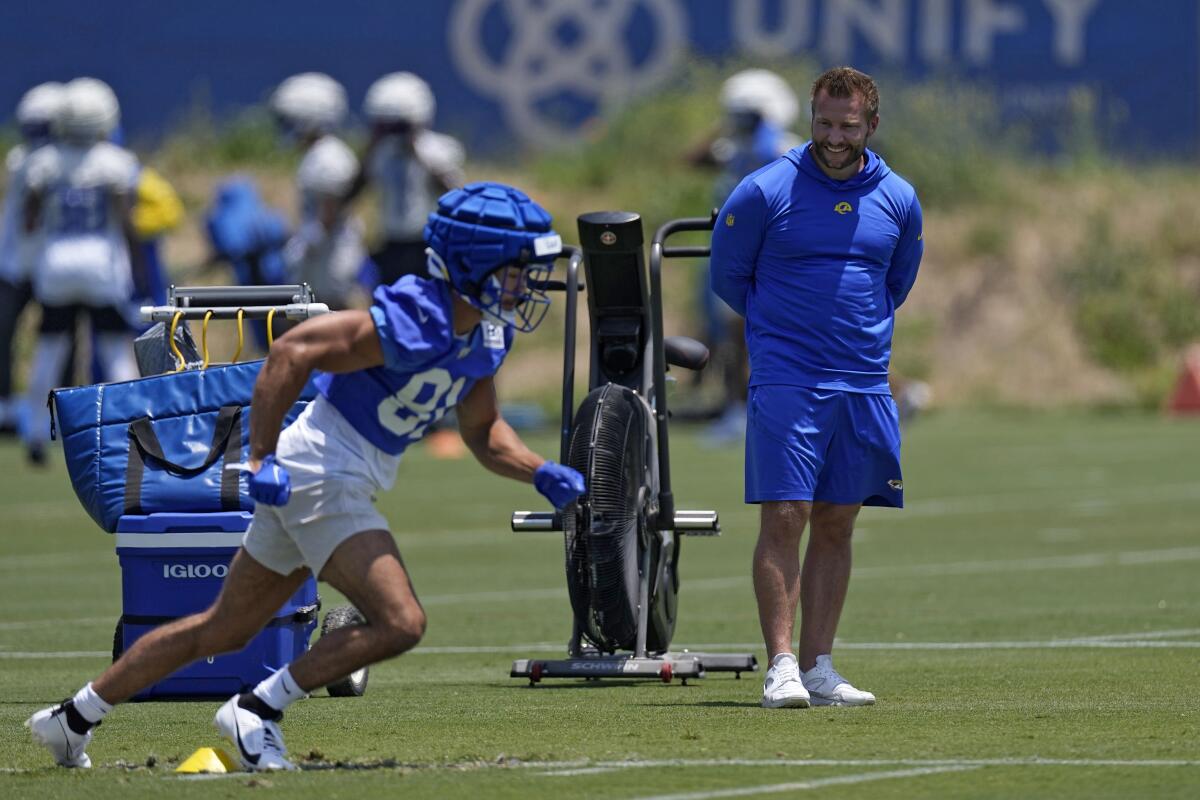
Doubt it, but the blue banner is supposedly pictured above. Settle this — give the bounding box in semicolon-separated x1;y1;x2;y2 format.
1;1;1194;155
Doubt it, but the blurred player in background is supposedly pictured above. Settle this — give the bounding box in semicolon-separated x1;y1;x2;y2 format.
355;72;468;456
270;73;367;313
358;71;465;287
711;67;923;709
687;70;799;444
0;82;65;435
20;78;142;464
27;182;586;771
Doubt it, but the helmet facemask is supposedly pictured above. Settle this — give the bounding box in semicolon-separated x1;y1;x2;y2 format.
426;249;553;334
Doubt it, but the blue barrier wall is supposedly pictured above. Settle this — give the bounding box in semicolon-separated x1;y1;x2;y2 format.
1;1;1194;155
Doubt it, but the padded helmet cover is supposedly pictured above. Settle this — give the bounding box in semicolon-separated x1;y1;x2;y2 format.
424;182;561;299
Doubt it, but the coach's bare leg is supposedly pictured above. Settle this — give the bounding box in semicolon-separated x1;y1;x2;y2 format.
753;500;812;658
286;530;426;691
798;502;861;670
92;550;309;704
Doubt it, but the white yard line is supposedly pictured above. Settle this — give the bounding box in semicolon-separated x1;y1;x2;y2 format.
538;758;1200;777
625;766;977;800
8;756;1198;779
670;639;1200;653
7;636;1197;659
684;545;1200;592
895;480;1200;519
415;544;1200;605
1059;628;1200;642
411;635;1200;655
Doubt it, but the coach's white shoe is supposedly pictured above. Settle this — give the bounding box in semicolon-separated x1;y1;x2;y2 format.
802;655;876;706
761;653;811;708
214;695;296;771
25;703;94;768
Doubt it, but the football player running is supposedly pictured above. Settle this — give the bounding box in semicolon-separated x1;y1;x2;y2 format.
358;71;465;288
26;182;586;770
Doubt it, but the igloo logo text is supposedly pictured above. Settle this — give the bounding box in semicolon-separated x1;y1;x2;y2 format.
163;563;229;579
449;0;687;146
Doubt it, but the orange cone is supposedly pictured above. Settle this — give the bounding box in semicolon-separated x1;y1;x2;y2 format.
1166;345;1200;415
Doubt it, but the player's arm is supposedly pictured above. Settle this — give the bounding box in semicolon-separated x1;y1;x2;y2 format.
886;194;924;309
248;310;384;465
709;178;768;316
455;376;543;483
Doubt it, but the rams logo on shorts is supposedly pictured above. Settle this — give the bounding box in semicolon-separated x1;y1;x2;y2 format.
834;201;853;215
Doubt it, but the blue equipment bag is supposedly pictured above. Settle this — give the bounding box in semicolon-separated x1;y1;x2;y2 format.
114;511;319;699
51;360;316;533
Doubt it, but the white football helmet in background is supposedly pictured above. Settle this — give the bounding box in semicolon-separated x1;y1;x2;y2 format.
297;136;358;197
363;72;435;127
720;69;799;130
270;72;347;137
57;78;120;143
16;82;67;136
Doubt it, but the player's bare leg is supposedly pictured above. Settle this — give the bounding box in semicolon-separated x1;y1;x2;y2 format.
798;501;875;706
27;550;307;767
754;500;812;707
214;530;425;771
96;551;309;703
288;529;426;690
753;500;811;656
798;502;859;669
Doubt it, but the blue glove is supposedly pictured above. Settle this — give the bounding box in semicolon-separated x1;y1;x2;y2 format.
248;454;292;506
534;461;585;510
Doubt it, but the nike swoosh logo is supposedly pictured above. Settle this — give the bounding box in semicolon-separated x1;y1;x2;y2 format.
232;713;261;766
417;307;429;323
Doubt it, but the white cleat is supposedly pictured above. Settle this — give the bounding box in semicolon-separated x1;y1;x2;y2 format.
802;655;876;706
214;695;296;772
761;653;811;709
25;704;93;768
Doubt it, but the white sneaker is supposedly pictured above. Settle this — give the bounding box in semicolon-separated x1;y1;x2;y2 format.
802;655;876;706
25;703;93;768
214;695;296;771
761;653;811;708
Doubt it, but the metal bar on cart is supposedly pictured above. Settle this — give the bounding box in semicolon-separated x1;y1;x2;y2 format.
141;304;331;322
170;285;315;307
142;283;331;323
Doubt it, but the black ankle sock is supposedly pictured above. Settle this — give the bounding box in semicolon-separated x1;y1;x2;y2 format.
61;700;97;735
237;692;282;722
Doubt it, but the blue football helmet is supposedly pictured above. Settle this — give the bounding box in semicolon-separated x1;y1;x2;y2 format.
424;182;561;333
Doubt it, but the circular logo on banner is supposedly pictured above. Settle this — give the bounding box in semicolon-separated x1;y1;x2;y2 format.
449;0;687;146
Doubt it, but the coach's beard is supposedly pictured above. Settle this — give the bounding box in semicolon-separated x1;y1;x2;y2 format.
814;141;865;172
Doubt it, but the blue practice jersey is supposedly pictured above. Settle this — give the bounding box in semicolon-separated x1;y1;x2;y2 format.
315;276;514;455
710;143;923;394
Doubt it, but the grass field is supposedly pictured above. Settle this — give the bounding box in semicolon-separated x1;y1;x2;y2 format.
1;411;1198;798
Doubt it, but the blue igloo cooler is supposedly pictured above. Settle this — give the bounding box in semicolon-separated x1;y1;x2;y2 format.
114;511;318;699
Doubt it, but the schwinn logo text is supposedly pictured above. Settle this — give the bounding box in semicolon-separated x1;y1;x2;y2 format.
162;563;229;579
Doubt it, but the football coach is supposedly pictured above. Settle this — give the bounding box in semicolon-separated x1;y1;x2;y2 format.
710;66;924;710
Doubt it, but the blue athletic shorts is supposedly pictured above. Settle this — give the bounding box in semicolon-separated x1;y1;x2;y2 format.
745;385;904;507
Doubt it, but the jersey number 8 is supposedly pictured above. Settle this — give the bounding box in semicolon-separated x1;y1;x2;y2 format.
376;368;467;442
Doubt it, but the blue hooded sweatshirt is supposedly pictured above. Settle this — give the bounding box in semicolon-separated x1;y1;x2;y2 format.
710;143;923;394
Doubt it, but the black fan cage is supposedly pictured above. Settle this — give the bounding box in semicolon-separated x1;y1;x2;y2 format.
563;383;650;652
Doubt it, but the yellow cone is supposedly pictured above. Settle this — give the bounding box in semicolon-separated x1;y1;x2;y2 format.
175;746;240;773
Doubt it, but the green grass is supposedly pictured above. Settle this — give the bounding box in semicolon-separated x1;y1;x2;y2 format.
2;411;1199;798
